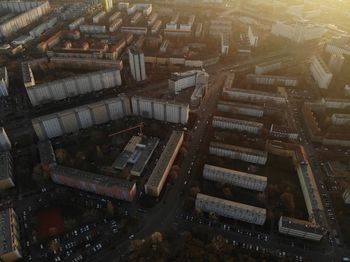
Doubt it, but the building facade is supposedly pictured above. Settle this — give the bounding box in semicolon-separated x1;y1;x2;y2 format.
0;1;51;38
145;131;184;196
0;128;11;151
217;101;264;118
50;165;136;201
310;56;333;90
209;142;268;165
0;66;9;97
129;47;146;82
203;164;267;191
278;216;323;241
247;74;298;87
271;21;325;43
212;116;263;135
0;208;21;262
131;96;189;124
32;95;131;140
223;88;287;105
331;114;350;125
195;193;266;225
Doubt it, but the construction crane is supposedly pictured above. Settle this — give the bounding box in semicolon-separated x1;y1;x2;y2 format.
108;122;144;137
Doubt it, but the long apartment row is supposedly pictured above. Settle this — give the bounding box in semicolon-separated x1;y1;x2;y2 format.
38;129;184;201
32;94;189;140
199;140;324;241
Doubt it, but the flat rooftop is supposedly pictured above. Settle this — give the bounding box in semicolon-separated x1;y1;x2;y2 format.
197;193;266;216
204;164;267;182
112;136;143;170
131;137;159;175
213;115;264;128
217;100;265;111
247;74;299;81
224;87;285;99
170;70;198;81
210;142;268;158
146;131;183;188
280;216;323;235
50;165;135;191
37;140;56;166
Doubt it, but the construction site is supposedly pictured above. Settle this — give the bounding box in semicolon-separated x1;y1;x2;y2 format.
45;115;187;200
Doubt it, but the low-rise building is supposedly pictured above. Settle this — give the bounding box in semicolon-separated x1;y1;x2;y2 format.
0;208;21;262
203;164;267;191
145;131;183;196
209;142;268;165
195;193;266;225
113;136;143;170
278;216;323;241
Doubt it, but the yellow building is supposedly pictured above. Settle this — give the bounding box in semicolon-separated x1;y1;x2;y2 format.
0;208;21;262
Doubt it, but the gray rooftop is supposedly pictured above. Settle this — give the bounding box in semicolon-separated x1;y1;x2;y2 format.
131;137;159;176
280;216;323;235
210;142;267;158
146;131;183;187
50;165;135;191
37;140;56;166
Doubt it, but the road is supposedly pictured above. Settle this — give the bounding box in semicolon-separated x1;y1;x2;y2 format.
94;69;226;262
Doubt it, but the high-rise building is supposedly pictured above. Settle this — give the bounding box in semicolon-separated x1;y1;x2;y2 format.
101;0;113;12
0;128;11;151
309;56;333;90
328;54;344;74
343;189;350;204
0;208;22;262
221;33;229;56
128;47;146;82
0;67;9;97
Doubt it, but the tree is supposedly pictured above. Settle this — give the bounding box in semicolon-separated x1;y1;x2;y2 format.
280;192;295;214
55;148;68;164
179;146;189;157
106;201;114;216
222;186;232;198
96;145;104;160
190;186;200;198
168;170;178;182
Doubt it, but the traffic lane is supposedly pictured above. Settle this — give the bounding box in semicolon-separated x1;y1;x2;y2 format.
94;71;225;260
